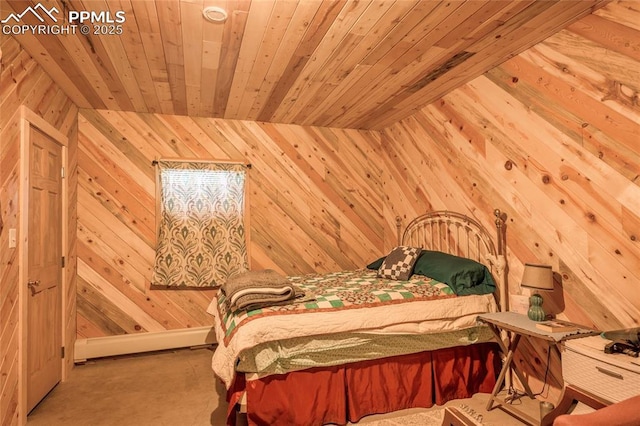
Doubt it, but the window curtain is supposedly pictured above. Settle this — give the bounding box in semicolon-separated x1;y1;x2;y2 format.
152;160;249;287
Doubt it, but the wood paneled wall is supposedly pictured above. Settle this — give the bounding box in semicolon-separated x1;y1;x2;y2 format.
75;3;638;398
0;36;78;426
76;111;384;337
3;0;637;419
381;0;639;399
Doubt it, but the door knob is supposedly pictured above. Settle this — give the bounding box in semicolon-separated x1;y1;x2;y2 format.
27;279;41;296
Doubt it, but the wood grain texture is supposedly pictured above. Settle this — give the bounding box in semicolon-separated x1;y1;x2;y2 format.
2;1;639;422
381;0;639;402
76;111;384;338
2;0;607;129
1;35;78;426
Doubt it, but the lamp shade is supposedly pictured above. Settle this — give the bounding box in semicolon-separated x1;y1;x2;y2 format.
521;263;554;291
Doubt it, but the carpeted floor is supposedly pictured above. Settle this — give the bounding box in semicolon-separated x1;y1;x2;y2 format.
27;346;540;426
27;347;227;426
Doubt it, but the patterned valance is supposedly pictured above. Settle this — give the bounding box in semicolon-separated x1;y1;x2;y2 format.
152;160;249;287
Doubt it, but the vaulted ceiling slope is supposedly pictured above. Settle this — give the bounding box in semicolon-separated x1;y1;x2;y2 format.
2;0;608;130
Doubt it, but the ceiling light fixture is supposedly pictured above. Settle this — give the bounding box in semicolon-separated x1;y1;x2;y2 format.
203;6;228;23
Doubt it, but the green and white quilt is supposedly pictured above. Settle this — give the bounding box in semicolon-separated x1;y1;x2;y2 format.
208;269;498;388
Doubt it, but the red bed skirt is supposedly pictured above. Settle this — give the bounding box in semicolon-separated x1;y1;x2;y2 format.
225;342;499;426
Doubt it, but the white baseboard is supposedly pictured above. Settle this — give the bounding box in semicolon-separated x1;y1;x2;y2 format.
74;326;216;362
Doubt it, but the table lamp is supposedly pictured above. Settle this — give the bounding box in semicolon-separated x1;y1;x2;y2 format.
521;263;554;321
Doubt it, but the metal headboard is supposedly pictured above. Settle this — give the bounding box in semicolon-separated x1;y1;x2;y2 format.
396;209;507;311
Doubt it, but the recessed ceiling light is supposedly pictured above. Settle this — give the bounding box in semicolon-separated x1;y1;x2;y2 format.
203;6;228;23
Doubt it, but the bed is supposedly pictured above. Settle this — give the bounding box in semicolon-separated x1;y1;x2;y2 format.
207;209;507;426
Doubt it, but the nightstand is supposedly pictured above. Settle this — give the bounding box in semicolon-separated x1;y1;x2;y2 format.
477;312;599;426
540;335;640;425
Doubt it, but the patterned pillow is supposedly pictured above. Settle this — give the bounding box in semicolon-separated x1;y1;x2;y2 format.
377;246;422;280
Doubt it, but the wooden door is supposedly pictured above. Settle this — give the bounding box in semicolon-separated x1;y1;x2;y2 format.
26;127;63;412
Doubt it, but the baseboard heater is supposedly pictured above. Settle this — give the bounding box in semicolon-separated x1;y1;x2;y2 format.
74;326;216;362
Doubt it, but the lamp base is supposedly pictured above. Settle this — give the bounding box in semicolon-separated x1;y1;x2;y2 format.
527;293;546;321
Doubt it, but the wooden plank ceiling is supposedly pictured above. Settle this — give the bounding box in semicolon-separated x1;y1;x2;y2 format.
3;0;608;130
